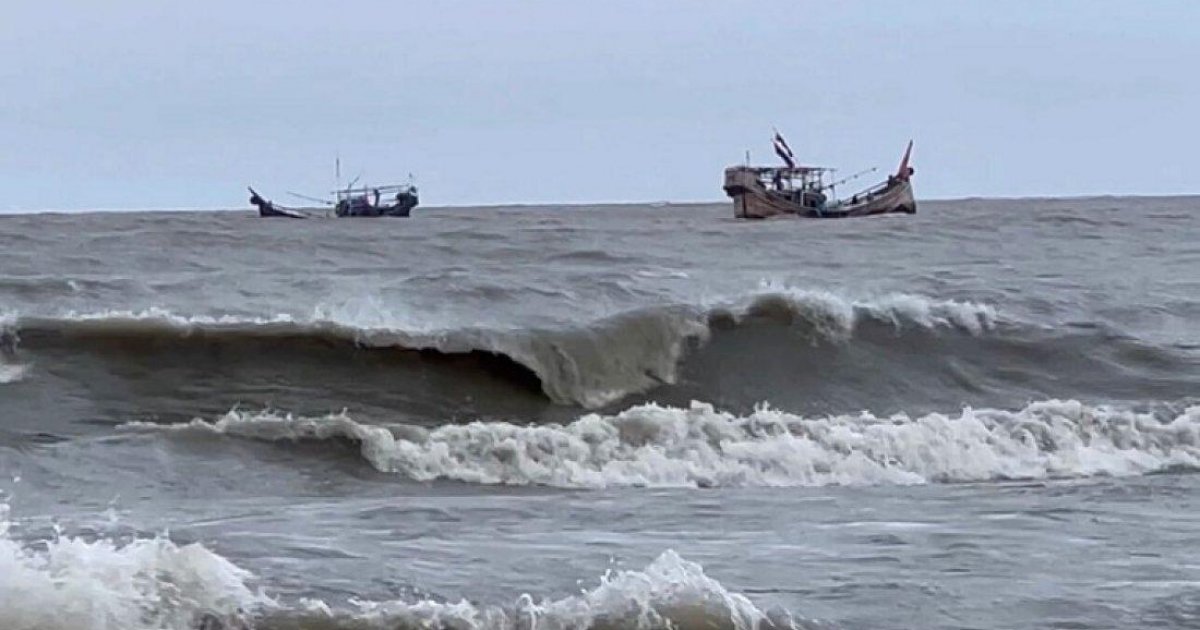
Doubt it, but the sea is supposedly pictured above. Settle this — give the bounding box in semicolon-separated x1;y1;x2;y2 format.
0;197;1198;630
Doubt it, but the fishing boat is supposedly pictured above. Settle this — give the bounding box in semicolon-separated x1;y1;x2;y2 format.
249;172;420;219
723;133;916;219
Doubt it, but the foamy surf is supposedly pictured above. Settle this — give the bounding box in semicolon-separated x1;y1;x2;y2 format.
0;363;26;384
261;550;802;630
0;503;270;630
8;287;997;408
123;399;1200;489
0;502;799;630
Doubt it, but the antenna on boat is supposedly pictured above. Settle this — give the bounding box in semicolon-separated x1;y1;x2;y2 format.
332;154;342;217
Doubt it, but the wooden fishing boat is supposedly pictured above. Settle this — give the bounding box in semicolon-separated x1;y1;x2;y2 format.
724;135;916;219
248;182;420;219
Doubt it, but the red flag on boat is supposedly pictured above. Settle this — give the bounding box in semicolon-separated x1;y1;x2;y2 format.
773;131;796;168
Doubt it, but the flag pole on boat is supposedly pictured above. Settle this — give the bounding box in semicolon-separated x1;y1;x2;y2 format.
334;154;341;217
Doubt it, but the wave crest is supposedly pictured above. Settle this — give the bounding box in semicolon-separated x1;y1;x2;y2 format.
123;399;1200;489
0;502;798;630
261;550;799;630
7;289;997;408
0;503;270;630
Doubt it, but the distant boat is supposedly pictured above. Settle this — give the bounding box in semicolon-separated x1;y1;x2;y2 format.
723;134;916;219
248;188;309;218
249;182;420;219
330;184;420;217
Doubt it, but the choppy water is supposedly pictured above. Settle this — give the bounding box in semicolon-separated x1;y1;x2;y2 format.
1;197;1198;629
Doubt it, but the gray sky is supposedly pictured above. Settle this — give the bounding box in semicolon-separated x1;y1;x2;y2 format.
2;0;1196;210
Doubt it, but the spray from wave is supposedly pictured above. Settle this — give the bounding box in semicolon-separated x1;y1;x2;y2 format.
0;502;270;630
0;363;28;384
259;550;806;630
7;288;997;408
123;399;1200;489
0;312;25;384
0;501;804;630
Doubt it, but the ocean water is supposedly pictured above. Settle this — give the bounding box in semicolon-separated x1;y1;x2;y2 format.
0;197;1197;629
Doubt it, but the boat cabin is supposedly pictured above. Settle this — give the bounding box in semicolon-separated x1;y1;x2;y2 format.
741;166;833;209
332;183;419;217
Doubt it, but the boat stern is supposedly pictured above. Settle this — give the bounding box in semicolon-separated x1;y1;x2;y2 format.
723;166;761;198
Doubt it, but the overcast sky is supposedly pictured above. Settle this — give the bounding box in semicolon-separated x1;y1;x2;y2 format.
2;1;1196;210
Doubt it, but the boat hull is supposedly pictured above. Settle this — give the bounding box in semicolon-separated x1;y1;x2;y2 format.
249;189;309;218
723;166;916;219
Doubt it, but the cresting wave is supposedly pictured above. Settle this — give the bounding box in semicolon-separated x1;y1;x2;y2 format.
2;289;996;408
123;399;1200;489
259;550;806;630
0;504;799;630
0;502;269;630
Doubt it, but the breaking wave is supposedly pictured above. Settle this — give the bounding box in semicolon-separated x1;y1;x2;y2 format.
0;502;270;630
0;363;27;384
123;399;1200;489
0;312;24;384
0;503;802;630
256;550;805;630
2;288;996;408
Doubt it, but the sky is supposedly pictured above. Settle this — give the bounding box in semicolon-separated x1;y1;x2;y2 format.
1;0;1197;211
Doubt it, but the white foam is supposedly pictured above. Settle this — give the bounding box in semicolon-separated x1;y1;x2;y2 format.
0;363;27;384
273;550;791;630
729;283;998;336
0;503;270;630
0;498;793;630
124;400;1200;489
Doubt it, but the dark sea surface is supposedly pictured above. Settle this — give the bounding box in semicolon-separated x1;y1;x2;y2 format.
0;197;1198;629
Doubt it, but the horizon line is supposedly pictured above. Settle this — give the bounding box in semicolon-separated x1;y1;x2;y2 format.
1;192;1197;216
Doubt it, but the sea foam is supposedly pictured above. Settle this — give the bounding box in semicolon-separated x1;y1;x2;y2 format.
0;503;269;630
0;500;797;630
123;399;1200;489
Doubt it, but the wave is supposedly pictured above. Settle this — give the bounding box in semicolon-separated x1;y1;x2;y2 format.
0;504;800;630
0;362;27;384
122;399;1200;489
0;502;270;630
0;313;24;384
257;550;804;630
3;288;999;409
